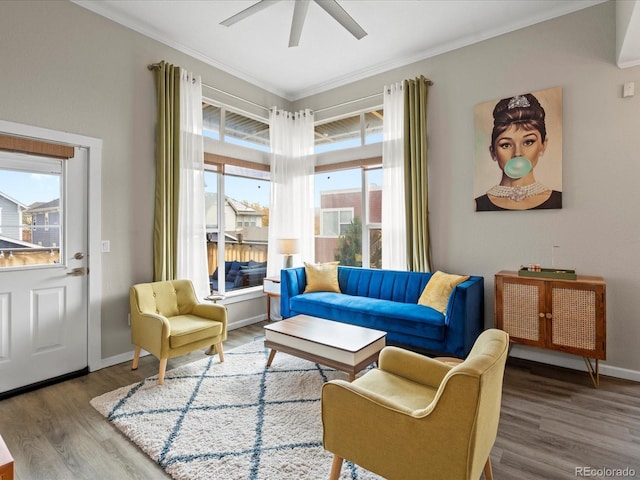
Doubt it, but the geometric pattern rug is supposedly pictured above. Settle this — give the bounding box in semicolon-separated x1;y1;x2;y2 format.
90;340;383;480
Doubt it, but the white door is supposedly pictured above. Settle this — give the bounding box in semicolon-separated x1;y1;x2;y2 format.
0;147;88;396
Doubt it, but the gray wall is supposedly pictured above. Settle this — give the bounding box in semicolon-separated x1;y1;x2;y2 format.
1;1;639;377
300;1;640;377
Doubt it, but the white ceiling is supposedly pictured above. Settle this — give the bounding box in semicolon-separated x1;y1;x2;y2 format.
73;0;632;101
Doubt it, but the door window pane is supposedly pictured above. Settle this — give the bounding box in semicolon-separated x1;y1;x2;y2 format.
0;154;62;269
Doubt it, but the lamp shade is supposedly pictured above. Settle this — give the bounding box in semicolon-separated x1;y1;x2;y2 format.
278;238;299;255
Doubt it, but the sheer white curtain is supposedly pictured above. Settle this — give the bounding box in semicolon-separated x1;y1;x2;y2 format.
177;69;209;297
267;108;315;277
382;82;407;270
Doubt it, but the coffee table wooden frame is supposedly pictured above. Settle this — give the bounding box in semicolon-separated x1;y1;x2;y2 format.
264;315;386;381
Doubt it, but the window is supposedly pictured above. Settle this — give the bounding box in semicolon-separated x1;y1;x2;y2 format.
0;154;62;268
320;208;353;237
202;98;385;289
314;108;383;153
224;111;269;152
203;102;269;152
205;164;270;294
314;165;382;268
203;103;221;141
202;98;272;294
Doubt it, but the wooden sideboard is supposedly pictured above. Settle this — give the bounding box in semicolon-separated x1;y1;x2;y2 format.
494;270;606;387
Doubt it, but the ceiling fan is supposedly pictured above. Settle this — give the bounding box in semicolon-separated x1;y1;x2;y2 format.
220;0;367;48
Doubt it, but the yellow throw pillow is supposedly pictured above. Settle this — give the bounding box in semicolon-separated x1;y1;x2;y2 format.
304;262;341;293
418;271;470;313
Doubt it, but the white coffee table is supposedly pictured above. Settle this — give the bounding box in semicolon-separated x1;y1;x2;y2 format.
264;314;386;381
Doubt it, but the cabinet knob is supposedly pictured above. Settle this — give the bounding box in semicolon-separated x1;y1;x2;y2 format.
546;313;553;319
539;312;545;318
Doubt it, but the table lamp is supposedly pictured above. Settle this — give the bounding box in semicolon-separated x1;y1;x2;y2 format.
278;238;299;269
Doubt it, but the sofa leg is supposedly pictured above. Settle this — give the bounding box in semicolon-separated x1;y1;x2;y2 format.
158;358;168;385
132;345;141;370
329;455;343;480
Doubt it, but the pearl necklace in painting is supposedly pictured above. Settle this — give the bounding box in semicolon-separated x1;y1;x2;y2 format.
487;182;548;202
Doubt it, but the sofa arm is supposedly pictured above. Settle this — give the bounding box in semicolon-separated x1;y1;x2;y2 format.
444;275;484;357
280;267;306;318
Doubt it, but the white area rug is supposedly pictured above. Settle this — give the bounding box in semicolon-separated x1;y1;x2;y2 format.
91;340;382;480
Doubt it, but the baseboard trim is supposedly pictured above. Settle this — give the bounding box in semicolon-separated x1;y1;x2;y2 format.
509;345;640;383
228;314;267;331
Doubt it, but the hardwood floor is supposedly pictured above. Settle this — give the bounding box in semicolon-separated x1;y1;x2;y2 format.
1;321;638;480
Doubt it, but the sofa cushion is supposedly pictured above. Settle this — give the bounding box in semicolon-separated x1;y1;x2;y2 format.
337;267;430;303
225;261;243;283
248;260;267;269
169;315;224;348
304;262;341;293
418;271;470;313
290;292;446;341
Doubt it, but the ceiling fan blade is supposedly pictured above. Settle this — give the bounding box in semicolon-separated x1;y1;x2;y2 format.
220;0;281;27
314;0;367;40
289;0;311;47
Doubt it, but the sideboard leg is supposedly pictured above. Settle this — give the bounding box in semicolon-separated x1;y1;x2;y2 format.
583;357;599;388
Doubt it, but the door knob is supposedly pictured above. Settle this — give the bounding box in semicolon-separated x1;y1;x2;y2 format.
74;252;85;260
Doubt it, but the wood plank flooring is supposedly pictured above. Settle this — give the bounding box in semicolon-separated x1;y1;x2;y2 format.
1;321;639;480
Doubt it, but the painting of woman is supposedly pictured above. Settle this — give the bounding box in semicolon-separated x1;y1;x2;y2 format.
474;87;562;211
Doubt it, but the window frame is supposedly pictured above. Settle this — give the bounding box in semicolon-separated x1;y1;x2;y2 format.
202;98;386;296
202;99;271;297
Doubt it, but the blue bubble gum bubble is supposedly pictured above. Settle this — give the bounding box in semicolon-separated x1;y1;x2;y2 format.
504;156;532;179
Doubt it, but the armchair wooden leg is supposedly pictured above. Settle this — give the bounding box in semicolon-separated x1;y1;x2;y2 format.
329;455;344;480
483;456;493;480
158;358;168;385
206;342;225;362
132;345;141;370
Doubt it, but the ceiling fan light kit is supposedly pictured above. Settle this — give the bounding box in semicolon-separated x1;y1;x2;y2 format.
220;0;367;47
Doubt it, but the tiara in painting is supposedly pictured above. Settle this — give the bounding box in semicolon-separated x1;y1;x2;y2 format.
508;95;531;109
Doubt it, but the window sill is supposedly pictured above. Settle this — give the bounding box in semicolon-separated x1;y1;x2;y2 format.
217;286;265;305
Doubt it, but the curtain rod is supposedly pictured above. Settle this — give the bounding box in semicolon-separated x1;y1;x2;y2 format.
147;63;271;112
148;63;433;115
314;77;434;114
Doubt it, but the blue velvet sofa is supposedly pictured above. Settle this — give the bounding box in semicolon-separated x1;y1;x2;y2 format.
280;266;484;357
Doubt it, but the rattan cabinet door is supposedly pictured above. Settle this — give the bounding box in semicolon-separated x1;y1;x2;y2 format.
548;281;606;360
495;275;547;349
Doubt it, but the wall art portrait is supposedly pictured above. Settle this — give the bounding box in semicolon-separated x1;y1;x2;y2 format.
473;86;563;211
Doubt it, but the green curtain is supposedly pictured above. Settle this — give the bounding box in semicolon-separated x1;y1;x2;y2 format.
403;75;432;272
152;61;181;281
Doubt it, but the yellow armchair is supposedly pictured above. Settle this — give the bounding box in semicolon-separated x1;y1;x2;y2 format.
129;279;227;385
321;328;509;480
